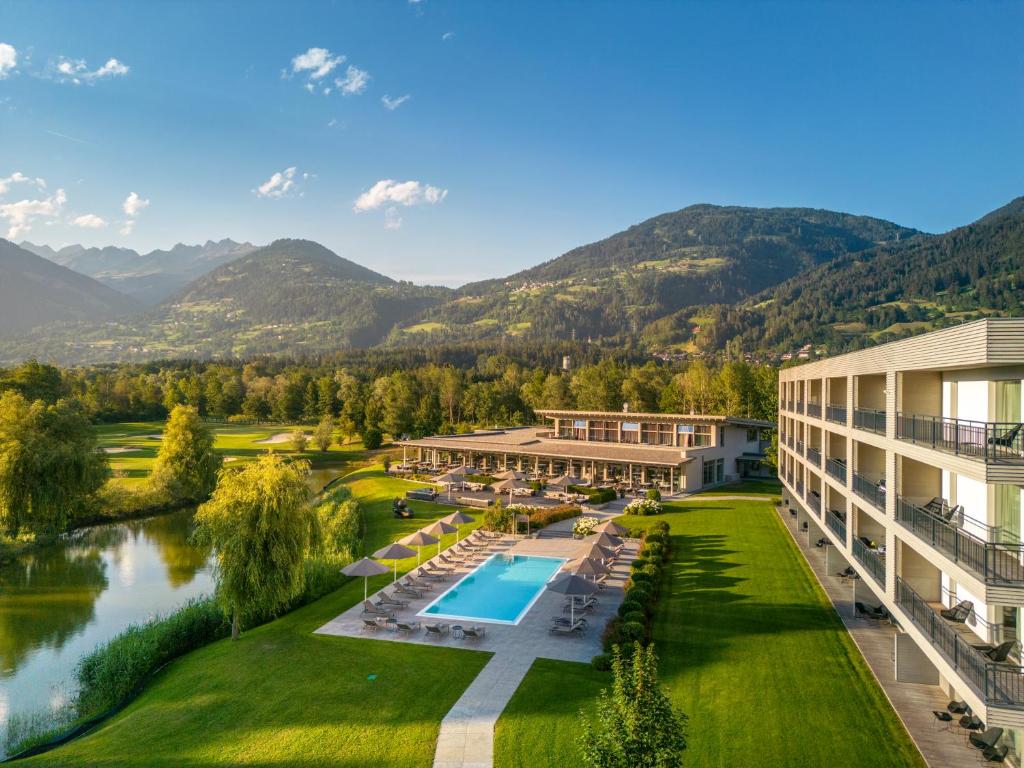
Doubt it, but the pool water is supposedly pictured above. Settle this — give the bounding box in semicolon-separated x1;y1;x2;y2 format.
418;553;565;625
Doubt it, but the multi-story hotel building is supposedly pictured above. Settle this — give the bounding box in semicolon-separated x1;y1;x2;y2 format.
778;318;1024;752
401;408;774;494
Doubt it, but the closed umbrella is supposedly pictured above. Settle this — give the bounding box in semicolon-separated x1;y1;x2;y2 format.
420;520;456;555
373;542;417;582
593;520;628;537
441;510;475;541
546;571;598;626
341;557;390;601
400;530;439;565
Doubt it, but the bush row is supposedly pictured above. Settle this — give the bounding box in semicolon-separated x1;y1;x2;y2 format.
482;503;581;533
592;521;672;671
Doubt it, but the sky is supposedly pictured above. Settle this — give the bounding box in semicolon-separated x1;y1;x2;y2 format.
0;0;1021;286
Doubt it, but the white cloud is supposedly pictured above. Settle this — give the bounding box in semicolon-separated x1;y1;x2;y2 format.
52;55;129;84
291;47;343;80
336;65;369;95
122;191;149;217
255;167;310;199
442;31;455;41
384;207;403;229
72;213;107;229
0;43;17;78
353;180;448;219
119;220;135;236
0;188;66;238
381;94;411;111
0;171;46;196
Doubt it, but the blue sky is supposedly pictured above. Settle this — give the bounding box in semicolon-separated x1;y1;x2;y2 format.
0;1;1021;286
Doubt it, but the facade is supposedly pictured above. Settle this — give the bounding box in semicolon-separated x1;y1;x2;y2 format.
401;408;773;495
778;318;1024;756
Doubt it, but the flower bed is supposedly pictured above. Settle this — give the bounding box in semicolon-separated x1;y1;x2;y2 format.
573;516;601;537
623;497;663;516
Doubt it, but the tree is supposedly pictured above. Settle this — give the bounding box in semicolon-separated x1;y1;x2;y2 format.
313;415;334;452
194;454;314;639
362;426;383;450
579;643;687;768
0;392;109;536
150;405;222;503
291;429;309;453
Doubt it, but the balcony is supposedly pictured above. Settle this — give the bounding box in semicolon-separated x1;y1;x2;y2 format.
896;413;1024;465
808;492;821;516
796;479;804;497
852;472;886;512
796;440;805;455
786;399;795;412
786;434;795;449
853;407;886;435
796;400;805;413
807;402;822;419
826;509;847;542
895;496;1024;585
852;537;886;587
825;457;847;484
826;404;848;425
896;576;1024;709
786;469;794;486
806;446;822;466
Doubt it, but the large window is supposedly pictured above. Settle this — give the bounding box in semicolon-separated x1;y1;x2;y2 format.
702;458;725;486
621;422;640;444
641;422;674;445
678;424;712;448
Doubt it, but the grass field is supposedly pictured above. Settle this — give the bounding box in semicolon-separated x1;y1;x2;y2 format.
25;469;489;768
494;491;925;768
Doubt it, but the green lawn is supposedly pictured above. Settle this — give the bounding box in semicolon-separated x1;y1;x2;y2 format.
495;496;925;768
25;470;489;768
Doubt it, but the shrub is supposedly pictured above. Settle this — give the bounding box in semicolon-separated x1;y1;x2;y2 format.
585;487;617;505
642;542;665;560
362;427;383;450
590;652;613;672
601;617;623;651
623;498;663;516
644;531;667;546
651;520;670;533
631;556;648;571
573;516;600;537
483;504;514;532
627;585;652;606
618;599;644;618
640;563;661;580
629;571;653;589
528;504;581;530
645;488;662;501
618;621;646;643
622;610;646;626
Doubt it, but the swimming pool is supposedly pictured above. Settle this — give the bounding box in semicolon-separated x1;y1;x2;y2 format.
417;553;565;625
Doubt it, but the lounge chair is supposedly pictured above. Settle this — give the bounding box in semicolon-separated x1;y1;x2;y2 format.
361;617;382;631
549;619;586;635
835;566;857;580
988;423;1022;452
395;621;420;633
424;623;449;638
375;616;396;630
395;582;422;598
421;563;451;577
970;727;1004;751
416;567;446;581
855;602;887;620
947;700;968;715
974;640;1019;663
361;599;393;617
568;595;599;609
427;560;455;573
401;575;432;590
438;553;463;567
462;626;486;640
552;616;588;627
377;591;408;607
983;746;1009;763
940;600;973;623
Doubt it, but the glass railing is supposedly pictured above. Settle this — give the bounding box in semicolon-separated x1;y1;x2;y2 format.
796;400;805;413
807;402;822;419
806;446;821;466
853;407;887;435
826;404;847;424
895;495;1024;584
796;479;804;497
896;413;1024;464
786;435;795;449
896;576;1024;709
786;400;795;412
852;538;886;587
826;510;846;542
808;493;821;516
852;472;886;511
796;440;805;455
825;458;847;484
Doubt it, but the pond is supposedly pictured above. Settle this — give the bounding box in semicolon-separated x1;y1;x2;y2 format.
0;463;349;740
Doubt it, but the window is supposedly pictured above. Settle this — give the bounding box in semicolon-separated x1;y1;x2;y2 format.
702;459;715;486
746;428;758;443
678;424;712;448
621;422;640;444
719;427;725;446
703;458;724;486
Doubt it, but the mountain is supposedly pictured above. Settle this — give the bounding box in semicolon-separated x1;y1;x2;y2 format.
386;204;921;345
653;197;1024;357
0;239;141;338
19;238;257;304
0;239;451;363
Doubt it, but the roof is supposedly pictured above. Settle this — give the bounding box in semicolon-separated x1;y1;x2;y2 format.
535;409;775;429
401;428;695;467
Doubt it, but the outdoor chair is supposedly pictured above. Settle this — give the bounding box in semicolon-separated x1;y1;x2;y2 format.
988;423;1022;451
552;616;588;627
549;620;586;635
959;715;984;741
438;554;462;568
394;582;422;598
462;626;486;640
428;560;455;573
361;617;382;631
416;567;447;581
375;616;397;630
974;640;1019;663
947;700;969;715
970;727;1004;751
983;746;1010;763
940;600;974;623
378;592;408;608
855;602;887;620
835;566;857;581
395;621;420;633
361;599;393;617
931;710;954;732
424;623;449;638
568;595;599;608
402;575;432;590
815;537;830;548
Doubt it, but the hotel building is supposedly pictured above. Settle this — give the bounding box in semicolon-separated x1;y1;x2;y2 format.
401;408;774;494
778;319;1024;753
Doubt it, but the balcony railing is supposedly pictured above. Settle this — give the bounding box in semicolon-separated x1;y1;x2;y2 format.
796;479;804;497
826;509;847;542
853;407;887;435
796;440;805;455
806;446;821;466
808;493;821;516
852;472;886;511
896;576;1024;709
896;413;1024;464
807;402;822;419
895;495;1024;585
786;435;795;449
796;400;805;413
825;457;847;484
852;537;886;587
787;400;795;412
786;470;794;486
826;404;848;425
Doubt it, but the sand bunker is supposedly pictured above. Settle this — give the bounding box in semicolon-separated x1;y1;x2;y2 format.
255;432;311;445
104;447;142;454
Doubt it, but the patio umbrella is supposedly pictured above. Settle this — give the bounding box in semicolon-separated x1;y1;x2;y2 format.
561;556;611;580
581;532;623;549
421;520;456;555
341;557;390;600
399;531;439;565
577;542;617;562
547;474;585;490
592;520;628;537
372;542;417;582
440;510;475;541
493;478;533;505
494;469;528;481
546;571;598;626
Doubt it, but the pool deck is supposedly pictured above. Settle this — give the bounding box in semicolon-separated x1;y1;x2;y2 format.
315;531;637;768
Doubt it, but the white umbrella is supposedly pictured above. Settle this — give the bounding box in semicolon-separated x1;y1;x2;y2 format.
546;571;598;626
373;542;417;582
341;557;390;600
399;530;439;565
441;511;475;541
420;520;456;555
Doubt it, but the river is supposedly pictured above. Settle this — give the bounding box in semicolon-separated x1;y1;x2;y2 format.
0;464;348;739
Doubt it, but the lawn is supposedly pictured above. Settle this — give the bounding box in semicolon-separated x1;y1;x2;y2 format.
494;496;925;768
24;469;489;768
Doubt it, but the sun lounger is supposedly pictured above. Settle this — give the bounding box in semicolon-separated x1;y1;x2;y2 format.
462;626;486;640
835;566;857;581
855;602;887;620
567;595;599;608
396;621;420;633
401;575;432;590
970;727;1004;751
395;582;422;598
361;599;393;617
416;567;446;581
375;616;397;630
377;591;408;607
424;623;449;638
361;617;382;631
549;619;586;634
983;745;1009;763
421;564;450;577
438;553;463;567
975;640;1019;663
552;616;588;627
427;560;455;572
940;600;973;623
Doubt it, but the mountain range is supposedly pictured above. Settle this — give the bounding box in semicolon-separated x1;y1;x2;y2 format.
1;197;1020;364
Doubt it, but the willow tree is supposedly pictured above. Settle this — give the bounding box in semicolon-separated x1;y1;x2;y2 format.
150;405;221;503
194;453;314;639
0;391;109;536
